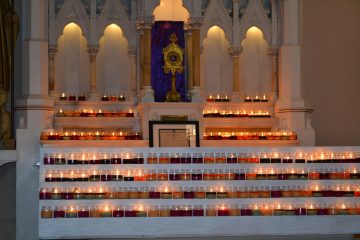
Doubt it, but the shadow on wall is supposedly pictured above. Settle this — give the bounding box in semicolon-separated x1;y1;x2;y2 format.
0;162;15;240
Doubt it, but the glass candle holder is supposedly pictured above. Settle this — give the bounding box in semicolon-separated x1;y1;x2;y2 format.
117;187;129;199
41;206;53;218
204;153;215;164
65;206;77;218
160;187;172;199
148;205;160;217
149;187;161;199
146;169;157;181
160;205;170;217
180;153;192;164
77;206;90;218
205;187;217;199
193;205;204;216
53;206;65;218
147;153;158;164
159;153;170;164
157;170;168;181
172;187;184;199
113;206;124;217
206;205;217;217
128;187;140;199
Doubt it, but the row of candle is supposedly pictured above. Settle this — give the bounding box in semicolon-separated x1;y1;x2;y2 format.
40;203;360;218
204;131;297;140
44;168;360;182
59;93;127;102
203;110;270;118
244;94;269;102
59;93;86;101
39;185;360;200
206;94;230;102
43;152;360;165
40;131;142;141
57;109;134;117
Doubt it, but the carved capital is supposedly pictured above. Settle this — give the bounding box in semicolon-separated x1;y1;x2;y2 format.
267;47;279;56
128;45;137;56
48;45;58;59
136;15;154;30
188;16;203;29
88;45;99;56
229;47;242;57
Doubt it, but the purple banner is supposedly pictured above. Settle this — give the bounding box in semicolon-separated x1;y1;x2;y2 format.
151;21;186;102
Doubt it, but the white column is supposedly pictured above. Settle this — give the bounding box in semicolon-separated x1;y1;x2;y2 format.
128;46;137;102
229;47;242;101
137;16;154;102
275;0;315;145
16;1;53;240
48;45;57;98
189;16;204;102
268;47;279;101
88;45;99;100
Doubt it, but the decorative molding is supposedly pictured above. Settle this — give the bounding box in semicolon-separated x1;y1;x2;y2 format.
48;45;58;59
277;108;314;114
136;15;154;30
229;46;243;57
200;0;233;43
87;45;99;57
188;16;203;29
239;0;272;44
54;0;90;42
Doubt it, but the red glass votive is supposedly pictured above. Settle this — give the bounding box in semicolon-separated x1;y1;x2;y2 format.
170;157;181;164
181;155;192;164
39;189;51;199
61;191;74;200
113;208;124;217
125;210;138;217
43;155;55;165
170;208;181;217
68;95;76;101
149;190;161;199
78;209;90;218
192;156;203;164
217;208;230;216
295;207;307;215
192;172;203;181
182;208;193;217
184;190;195;199
193;208;204;216
240;208;252;216
53;208;65;218
101;173;112;182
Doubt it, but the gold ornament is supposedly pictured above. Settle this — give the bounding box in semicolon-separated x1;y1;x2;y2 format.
162;33;184;102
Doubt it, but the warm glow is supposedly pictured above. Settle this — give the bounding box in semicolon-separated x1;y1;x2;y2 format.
154;0;189;21
246;26;264;39
104;23;123;36
63;22;82;34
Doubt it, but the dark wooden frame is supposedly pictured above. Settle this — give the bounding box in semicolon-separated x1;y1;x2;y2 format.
149;121;200;147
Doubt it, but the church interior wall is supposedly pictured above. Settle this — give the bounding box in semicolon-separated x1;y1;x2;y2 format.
301;0;360;146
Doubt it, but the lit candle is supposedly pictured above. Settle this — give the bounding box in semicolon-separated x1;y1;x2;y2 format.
59;92;67;101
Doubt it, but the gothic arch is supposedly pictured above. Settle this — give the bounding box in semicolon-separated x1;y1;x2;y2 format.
239;0;271;44
55;0;89;42
97;0;133;45
200;0;232;44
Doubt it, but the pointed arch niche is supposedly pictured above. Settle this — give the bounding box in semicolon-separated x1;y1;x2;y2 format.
96;24;131;95
153;0;189;21
55;23;90;94
240;26;271;95
201;26;232;95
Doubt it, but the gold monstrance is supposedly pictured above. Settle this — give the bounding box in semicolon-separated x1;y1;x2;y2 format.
163;33;184;102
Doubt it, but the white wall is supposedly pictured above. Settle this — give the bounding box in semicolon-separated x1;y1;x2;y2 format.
301;0;360;146
240;27;272;96
97;24;131;95
55;23;90;95
202;26;232;95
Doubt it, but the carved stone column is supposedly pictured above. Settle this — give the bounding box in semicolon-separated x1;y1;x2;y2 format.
185;26;193;91
88;45;99;100
137;16;154;102
268;47;279;101
128;46;137;102
229;47;242;101
188;16;203;102
48;45;57;98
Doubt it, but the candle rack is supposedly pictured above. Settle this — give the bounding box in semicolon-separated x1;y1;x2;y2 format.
39;147;360;239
